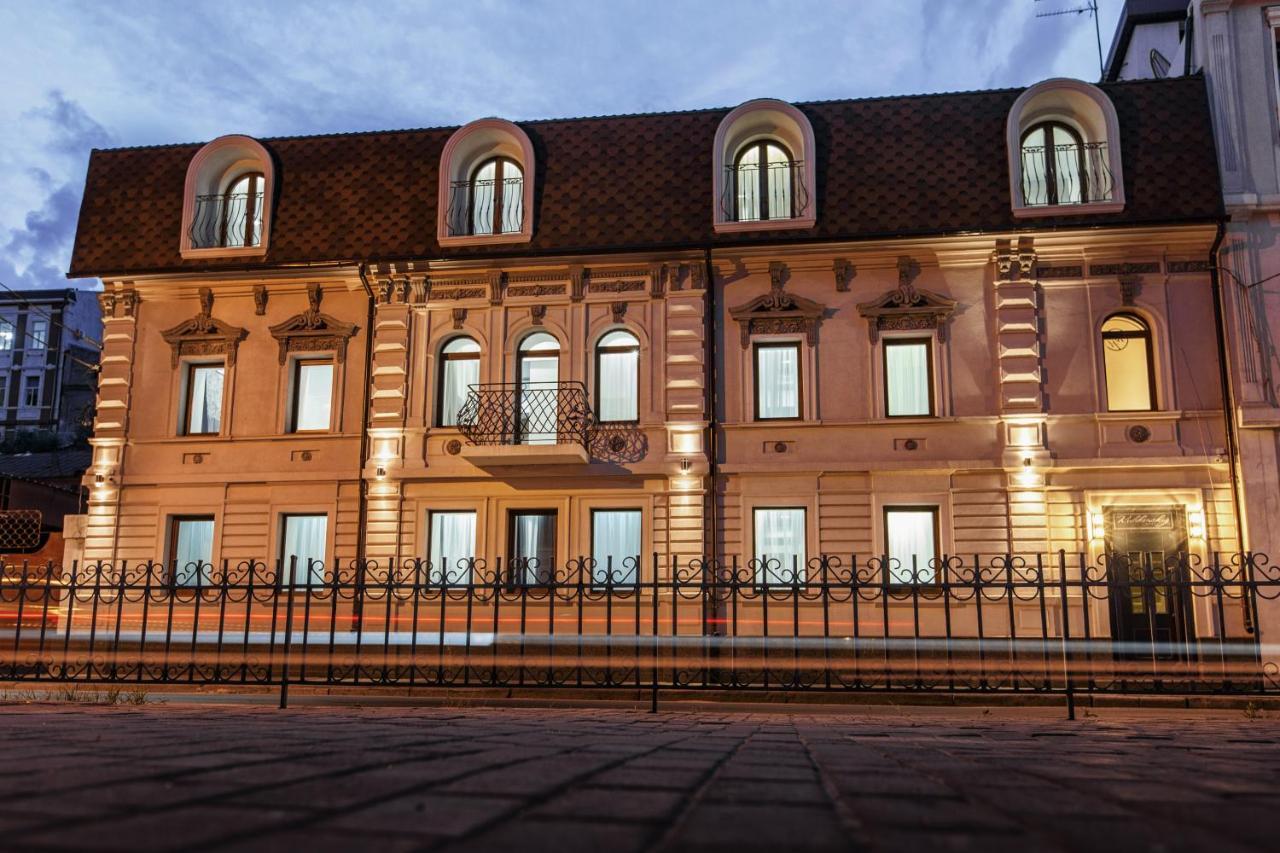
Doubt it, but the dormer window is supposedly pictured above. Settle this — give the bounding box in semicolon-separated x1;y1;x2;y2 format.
1020;122;1089;207
437;118;536;246
467;157;524;236
192;171;264;249
180;135;275;258
713;99;816;233
732;141;796;222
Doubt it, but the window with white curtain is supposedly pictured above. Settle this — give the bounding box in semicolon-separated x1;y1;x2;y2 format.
754;342;800;420
291;360;333;432
169;516;214;587
884;507;939;584
595;330;639;423
470;157;524;236
510;510;556;585
753;508;806;585
518;333;560;445
428;510;477;585
592;509;641;586
884;339;933;417
184;363;224;435
280;514;327;586
438;337;480;426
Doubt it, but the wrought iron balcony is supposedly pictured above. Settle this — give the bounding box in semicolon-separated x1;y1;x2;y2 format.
446;177;524;237
721;160;809;223
189;191;264;249
1020;141;1114;207
455;381;593;463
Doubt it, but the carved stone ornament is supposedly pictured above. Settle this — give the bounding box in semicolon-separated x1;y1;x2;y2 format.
451;308;467;330
728;261;826;348
1119;274;1142;306
832;258;856;292
488;271;506;306
530;304;547;325
120;291;140;318
253;285;268;315
994;237;1036;281
1127;424;1151;444
649;263;666;299
268;283;358;365
610;301;628;323
569;266;586;302
855;258;957;343
160;287;248;368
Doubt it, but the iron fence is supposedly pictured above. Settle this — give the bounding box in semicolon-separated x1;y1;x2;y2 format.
188;191;263;249
456;381;593;447
1;552;1276;712
721;160;809;223
446;176;524;237
1020;141;1114;207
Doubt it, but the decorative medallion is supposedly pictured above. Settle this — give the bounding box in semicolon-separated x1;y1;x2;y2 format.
445;439;463;456
728;261;826;348
160;288;248;368
268;284;358;365
1127;424;1151;444
855;257;957;343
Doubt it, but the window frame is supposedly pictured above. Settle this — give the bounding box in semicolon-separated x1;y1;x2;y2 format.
426;509;479;586
278;512;328;587
589;507;643;588
1019;121;1088;207
468;156;522;237
1100;312;1157;413
288;356;335;433
220;171;264;249
24;316;49;351
436;336;481;428
0;312;16;352
593;330;641;425
882;337;936;419
167;515;216;587
752;340;802;422
751;506;808;587
507;508;558;586
732;139;795;223
181;361;226;437
19;372;42;411
882;505;942;587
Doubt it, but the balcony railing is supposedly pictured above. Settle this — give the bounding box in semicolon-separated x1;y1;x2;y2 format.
721;160;809;223
446;177;524;237
188;191;264;249
1020;141;1114;207
456;381;593;448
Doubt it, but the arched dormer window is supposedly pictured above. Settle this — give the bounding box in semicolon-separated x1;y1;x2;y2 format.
1006;79;1125;217
1100;313;1156;412
713;99;816;232
595;330;640;423
181;135;275;258
437;336;481;427
438;119;535;246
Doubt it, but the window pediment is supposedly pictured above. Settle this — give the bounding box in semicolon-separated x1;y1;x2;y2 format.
856;259;956;343
161;288;248;367
729;262;825;348
269;284;358;364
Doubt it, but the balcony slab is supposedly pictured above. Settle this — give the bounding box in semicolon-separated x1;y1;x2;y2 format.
459;443;589;466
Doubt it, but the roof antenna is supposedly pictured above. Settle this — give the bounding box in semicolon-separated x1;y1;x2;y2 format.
1035;0;1104;81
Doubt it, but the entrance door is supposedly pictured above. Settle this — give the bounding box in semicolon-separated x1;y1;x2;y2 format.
1103;506;1194;657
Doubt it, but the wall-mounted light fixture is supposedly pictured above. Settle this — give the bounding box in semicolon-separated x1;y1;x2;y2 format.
1188;508;1206;540
375;466;387;479
1088;511;1106;541
680;457;691;473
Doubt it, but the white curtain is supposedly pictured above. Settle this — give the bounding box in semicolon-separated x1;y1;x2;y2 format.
294;362;333;431
886;509;937;584
756;346;799;419
519;354;559;444
441;358;479;426
174;519;214;586
282;515;327;586
512;512;555;584
429;511;476;585
597;348;638;422
503;162;524;232
765;143;792;220
592;510;640;586
471;160;496;235
736;145;761;221
754;508;806;585
188;365;224;433
885;342;930;417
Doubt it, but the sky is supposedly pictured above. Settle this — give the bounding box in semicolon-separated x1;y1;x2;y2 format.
0;0;1121;292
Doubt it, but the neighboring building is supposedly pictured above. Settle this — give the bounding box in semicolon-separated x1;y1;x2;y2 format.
65;75;1239;646
0;448;91;564
0;288;100;444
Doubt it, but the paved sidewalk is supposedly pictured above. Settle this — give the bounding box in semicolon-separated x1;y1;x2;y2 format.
0;702;1275;852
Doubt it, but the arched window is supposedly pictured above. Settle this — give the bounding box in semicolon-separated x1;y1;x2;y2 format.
517;332;560;444
437;336;480;427
1101;313;1156;412
595;330;640;423
733;141;794;222
181;135;274;256
1020;122;1086;207
216;171;265;248
469;157;524;236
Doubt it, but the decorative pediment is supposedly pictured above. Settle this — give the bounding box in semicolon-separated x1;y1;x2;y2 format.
728;262;826;348
856;257;957;343
268;284;358;365
160;288;248;367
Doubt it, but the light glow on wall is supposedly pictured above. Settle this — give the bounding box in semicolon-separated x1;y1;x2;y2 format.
1188;508;1206;540
1088;512;1106;541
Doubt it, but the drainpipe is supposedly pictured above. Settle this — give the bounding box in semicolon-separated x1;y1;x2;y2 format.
703;247;718;563
356;264;376;563
1209;221;1246;550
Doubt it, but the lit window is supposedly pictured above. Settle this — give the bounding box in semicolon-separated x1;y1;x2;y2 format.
290;360;333;432
592;509;641;586
754;342;799;420
183;363;224;435
753;507;806;585
884;507;939;585
734;140;794;222
437;337;480;427
0;316;14;350
25;317;48;350
595;330;639;423
21;374;40;409
517;333;560;445
884;339;933;417
469;157;523;236
220;172;264;248
1101;313;1156;412
428;510;477;585
169;516;214;587
510;510;556;585
280;514;327;586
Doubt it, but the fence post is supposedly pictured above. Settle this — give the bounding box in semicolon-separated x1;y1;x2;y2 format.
1056;549;1075;720
279;556;297;710
651;551;660;713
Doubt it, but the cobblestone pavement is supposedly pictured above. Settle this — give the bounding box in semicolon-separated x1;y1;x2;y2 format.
0;702;1277;852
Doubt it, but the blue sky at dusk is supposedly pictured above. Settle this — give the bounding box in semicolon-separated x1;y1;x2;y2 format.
0;0;1120;291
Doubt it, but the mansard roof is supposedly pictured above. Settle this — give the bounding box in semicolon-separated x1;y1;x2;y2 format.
68;75;1222;278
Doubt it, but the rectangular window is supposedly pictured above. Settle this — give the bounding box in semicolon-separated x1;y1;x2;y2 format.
25;317;48;351
428;510;477;585
0;375;8;409
884;339;933;417
509;510;556;585
884;506;939;585
753;342;800;420
184;363;224;435
291;360;334;432
169;516;214;586
596;341;639;423
280;514;327;586
0;316;15;351
753;507;806;585
21;374;40;409
592;509;641;586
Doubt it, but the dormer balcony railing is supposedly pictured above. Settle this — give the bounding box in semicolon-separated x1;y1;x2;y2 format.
721;160;810;223
456;382;593;459
189;191;264;249
446;177;525;237
1020;141;1114;207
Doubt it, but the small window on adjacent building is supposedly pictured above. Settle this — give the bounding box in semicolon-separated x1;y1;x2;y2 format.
884;506;939;585
0;375;8;409
469;157;524;236
754;341;800;420
183;363;224;435
290;359;333;432
1101;313;1156;412
884;338;933;418
753;507;806;585
0;315;15;351
21;374;41;409
437;336;480;427
169;516;214;587
427;510;477;585
24;317;48;351
595;330;640;423
510;509;556;585
592;509;641;586
280;513;327;586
